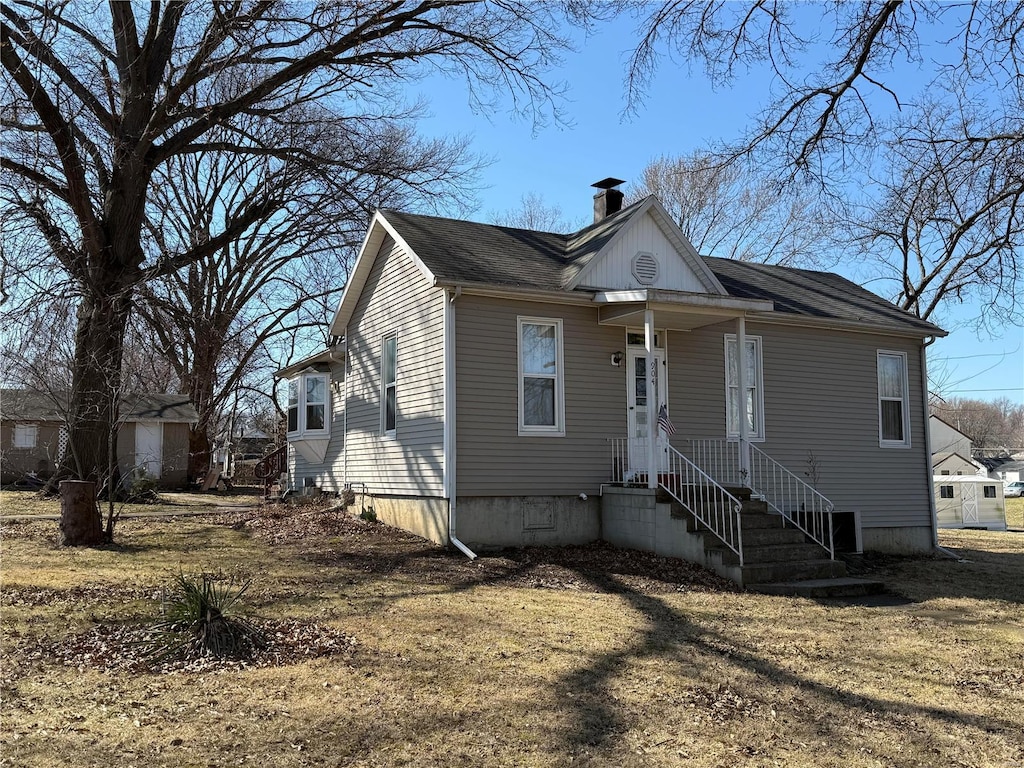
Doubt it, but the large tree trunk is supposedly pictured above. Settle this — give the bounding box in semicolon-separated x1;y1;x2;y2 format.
59;480;103;546
57;282;132;540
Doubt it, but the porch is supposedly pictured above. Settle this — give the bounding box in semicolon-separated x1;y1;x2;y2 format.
605;437;863;589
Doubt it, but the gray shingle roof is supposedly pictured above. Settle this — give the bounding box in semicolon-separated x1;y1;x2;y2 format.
0;389;198;423
380;201;943;337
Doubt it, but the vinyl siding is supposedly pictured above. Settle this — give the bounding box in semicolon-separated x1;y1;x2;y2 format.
667;321;932;530
343;236;445;496
0;420;63;482
577;210;710;292
455;295;625;495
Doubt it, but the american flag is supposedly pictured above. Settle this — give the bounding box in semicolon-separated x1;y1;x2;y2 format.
658;404;677;436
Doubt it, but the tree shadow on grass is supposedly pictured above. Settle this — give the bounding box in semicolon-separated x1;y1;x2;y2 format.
550;568;1023;763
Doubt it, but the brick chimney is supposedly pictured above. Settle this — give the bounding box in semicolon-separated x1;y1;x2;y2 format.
592;177;625;222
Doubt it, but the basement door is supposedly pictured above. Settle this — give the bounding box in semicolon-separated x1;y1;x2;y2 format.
135;422;163;479
626;348;669;479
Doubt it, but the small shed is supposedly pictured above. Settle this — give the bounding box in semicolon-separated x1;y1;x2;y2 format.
934;475;1007;531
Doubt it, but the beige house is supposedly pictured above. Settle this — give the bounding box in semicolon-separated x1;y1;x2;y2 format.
1;389;197;488
278;182;945;585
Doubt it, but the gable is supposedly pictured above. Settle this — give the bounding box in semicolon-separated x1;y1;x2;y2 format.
569;200;726;295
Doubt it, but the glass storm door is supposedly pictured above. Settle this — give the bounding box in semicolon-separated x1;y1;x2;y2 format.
626;348;668;478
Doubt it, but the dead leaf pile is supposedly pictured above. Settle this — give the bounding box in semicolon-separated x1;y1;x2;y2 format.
30;618;357;674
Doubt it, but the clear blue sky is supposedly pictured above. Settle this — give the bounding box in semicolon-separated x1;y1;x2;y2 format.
416;16;1023;405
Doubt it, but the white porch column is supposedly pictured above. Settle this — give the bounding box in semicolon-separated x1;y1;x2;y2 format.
645;308;657;489
736;315;750;483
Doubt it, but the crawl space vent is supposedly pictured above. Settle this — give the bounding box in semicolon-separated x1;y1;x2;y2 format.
631;252;659;285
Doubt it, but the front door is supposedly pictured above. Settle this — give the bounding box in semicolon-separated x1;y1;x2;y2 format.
962;482;979;524
626;348;668;479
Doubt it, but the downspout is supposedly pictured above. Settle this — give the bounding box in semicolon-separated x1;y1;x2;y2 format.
922;336;959;559
445;286;477;559
342;326;349;485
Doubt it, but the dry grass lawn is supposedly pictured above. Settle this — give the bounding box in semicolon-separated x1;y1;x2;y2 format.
1005;496;1023;530
1;499;1022;768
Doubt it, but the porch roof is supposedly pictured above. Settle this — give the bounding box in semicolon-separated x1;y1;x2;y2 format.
593;289;774;331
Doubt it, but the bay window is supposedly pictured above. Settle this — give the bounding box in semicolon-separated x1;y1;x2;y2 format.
287;372;330;437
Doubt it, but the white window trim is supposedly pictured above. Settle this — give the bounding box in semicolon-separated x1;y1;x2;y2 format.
12;423;38;449
724;334;765;442
381;333;398;437
517;316;565;437
877;350;911;449
286;371;330;439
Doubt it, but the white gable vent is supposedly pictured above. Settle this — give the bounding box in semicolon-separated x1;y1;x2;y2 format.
631;252;660;285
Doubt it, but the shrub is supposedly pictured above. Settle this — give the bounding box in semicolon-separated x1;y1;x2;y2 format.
141;572;266;664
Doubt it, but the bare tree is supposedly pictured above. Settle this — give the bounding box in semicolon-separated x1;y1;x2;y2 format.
632;152;836;266
624;2;1023;330
1;0;576;518
492;191;584;231
133;114;481;480
932;397;1024;454
854;97;1022;333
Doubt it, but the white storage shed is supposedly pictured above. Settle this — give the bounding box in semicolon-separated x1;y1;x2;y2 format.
934;475;1007;531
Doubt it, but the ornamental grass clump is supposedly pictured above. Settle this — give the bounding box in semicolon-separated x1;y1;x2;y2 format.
142;572;266;664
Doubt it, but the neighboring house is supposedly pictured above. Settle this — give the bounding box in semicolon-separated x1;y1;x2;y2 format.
277;181;946;583
990;460;1024;483
934;475;1007;531
0;389;198;488
928;414;973;458
932;452;982;477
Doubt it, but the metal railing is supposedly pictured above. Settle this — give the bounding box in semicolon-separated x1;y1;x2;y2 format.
688;438;743;486
253;445;287;500
686;438;837;559
608;438;744;565
749;444;835;559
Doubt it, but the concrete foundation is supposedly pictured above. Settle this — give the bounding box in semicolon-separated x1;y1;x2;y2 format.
362;495;449;547
860;526;934;554
454;495;600;550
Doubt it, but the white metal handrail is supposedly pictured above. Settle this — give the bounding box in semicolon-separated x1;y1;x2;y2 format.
749;444;835;559
608;439;744;565
688;439;743;486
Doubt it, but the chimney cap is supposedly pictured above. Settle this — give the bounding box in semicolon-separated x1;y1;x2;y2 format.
591;177;625;190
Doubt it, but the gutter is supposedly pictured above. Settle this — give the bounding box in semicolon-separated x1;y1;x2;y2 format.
921;336;958;559
444;286;476;560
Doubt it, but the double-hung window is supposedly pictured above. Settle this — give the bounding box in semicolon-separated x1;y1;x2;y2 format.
724;335;764;440
939;485;954;499
287;372;330;437
518;317;564;436
382;334;397;436
877;351;910;447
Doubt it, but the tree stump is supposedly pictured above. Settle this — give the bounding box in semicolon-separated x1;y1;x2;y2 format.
59;480;104;546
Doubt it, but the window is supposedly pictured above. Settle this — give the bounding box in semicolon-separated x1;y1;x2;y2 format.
940;485;954;499
382;334;397;435
984;485;997;498
940;470;950;476
877;351;910;447
12;424;37;449
956;470;963;476
724;335;764;440
518;317;564;435
287;372;330;437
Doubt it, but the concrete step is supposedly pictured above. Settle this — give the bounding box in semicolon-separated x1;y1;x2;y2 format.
723;542;832;565
747;577;886;598
740;558;847;584
740;526;809;546
739;511;786;530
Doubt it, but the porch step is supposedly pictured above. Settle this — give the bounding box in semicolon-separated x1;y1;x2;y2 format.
746;577;886;599
740;558;847;584
719;542;833;565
